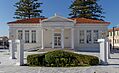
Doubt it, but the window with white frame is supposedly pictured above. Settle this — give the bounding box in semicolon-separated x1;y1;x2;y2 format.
79;30;85;43
31;30;36;43
86;30;92;44
18;30;23;40
93;30;98;43
25;30;29;43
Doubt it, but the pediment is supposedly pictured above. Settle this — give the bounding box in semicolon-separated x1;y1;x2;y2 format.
41;15;75;27
42;15;74;22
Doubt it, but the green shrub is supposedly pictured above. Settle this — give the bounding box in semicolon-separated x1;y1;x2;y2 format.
27;50;99;67
45;50;79;67
27;54;45;66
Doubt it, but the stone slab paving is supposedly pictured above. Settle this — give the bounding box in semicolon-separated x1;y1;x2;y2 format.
38;67;93;73
0;49;119;73
0;65;40;73
0;50;45;65
93;65;119;73
0;50;16;65
0;65;119;73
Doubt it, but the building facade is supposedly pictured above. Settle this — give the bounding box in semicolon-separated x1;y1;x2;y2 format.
108;28;119;48
8;15;110;51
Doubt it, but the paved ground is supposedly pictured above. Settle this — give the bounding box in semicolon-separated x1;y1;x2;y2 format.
0;49;119;73
0;65;119;73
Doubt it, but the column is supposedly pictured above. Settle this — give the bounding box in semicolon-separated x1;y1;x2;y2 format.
41;29;44;49
9;40;15;59
91;30;94;44
16;39;24;66
23;30;25;41
52;29;54;48
29;30;32;43
84;30;87;44
61;29;64;49
71;28;74;49
77;29;80;47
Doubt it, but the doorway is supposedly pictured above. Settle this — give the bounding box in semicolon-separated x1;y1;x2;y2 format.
54;33;61;48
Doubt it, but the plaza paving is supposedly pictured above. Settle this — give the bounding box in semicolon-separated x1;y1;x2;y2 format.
0;49;119;73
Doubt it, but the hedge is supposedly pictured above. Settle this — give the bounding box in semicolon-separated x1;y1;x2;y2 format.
27;54;46;66
45;50;79;67
27;50;99;67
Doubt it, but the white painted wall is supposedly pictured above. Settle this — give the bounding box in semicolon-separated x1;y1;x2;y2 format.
75;24;108;51
9;24;41;50
8;19;109;51
43;29;52;48
64;29;71;48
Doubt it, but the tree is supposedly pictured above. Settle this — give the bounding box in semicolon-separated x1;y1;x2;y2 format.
14;0;43;19
69;0;105;20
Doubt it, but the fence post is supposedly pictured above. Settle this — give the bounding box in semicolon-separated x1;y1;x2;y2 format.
15;39;24;66
98;39;108;65
106;38;110;60
9;40;15;59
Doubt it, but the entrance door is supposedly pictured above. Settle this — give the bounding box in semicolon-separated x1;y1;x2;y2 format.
54;33;61;48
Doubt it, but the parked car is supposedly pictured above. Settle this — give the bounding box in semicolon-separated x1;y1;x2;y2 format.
0;36;9;49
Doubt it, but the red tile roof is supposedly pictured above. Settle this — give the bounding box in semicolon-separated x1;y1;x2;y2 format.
7;18;110;24
71;18;110;24
7;18;46;24
108;28;119;32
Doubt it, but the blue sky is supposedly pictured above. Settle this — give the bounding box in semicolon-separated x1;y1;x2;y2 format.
0;0;119;36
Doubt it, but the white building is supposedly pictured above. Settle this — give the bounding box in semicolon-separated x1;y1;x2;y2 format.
108;28;119;48
8;15;110;51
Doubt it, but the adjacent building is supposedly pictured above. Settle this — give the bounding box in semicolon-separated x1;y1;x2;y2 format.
108;28;119;48
8;15;110;51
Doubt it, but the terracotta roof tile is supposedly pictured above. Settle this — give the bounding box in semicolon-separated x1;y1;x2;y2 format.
71;18;110;24
7;18;110;24
7;18;46;24
108;28;119;32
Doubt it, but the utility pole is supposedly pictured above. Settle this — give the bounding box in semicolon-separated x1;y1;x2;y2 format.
113;27;114;50
113;27;116;50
